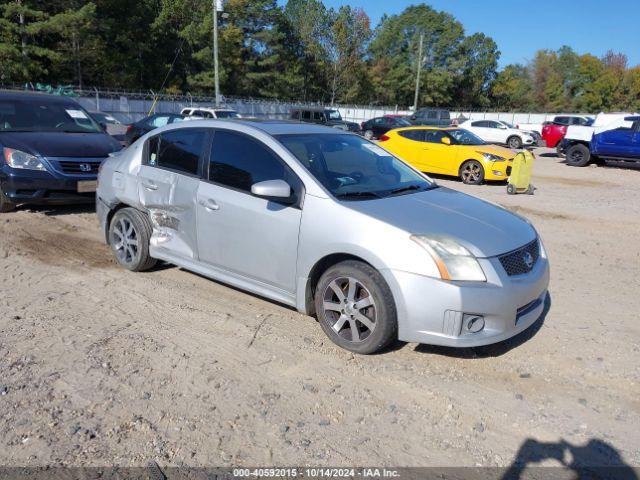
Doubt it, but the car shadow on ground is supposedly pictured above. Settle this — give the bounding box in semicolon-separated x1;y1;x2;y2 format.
427;172;508;186
411;292;551;359
501;437;638;479
557;158;640;172
16;202;96;216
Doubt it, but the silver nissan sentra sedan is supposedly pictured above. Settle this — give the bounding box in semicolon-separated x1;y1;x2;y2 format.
97;119;549;354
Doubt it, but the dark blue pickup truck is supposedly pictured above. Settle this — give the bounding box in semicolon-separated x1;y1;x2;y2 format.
564;116;640;167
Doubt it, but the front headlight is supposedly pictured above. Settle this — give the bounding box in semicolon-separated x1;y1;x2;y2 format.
3;148;47;171
411;235;486;282
478;152;505;162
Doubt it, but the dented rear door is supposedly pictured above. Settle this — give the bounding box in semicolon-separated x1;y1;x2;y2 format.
138;128;208;261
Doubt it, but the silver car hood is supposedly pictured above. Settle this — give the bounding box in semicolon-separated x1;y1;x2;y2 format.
344;187;536;258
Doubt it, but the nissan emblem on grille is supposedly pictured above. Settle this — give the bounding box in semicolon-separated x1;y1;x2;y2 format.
79;164;92;172
499;240;539;276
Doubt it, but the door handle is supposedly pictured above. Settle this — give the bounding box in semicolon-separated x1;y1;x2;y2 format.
198;198;220;211
142;182;158;191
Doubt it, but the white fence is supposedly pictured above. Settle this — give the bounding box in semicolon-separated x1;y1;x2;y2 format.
71;92;588;127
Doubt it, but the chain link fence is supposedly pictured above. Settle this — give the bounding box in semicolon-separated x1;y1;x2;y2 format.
2;83;592;126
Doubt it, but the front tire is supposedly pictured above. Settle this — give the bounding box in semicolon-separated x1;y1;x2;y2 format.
0;188;16;213
460;160;485;185
315;260;397;354
566;143;591;167
108;207;157;271
507;136;523;149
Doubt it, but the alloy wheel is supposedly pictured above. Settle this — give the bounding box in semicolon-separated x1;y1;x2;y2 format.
322;276;377;343
462;163;482;183
111;217;139;266
570;150;583;163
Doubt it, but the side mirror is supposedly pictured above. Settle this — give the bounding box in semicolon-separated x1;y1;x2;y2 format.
251;179;292;200
441;137;451;145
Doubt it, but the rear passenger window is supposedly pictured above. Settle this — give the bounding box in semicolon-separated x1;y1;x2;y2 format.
398;130;425;141
209;130;290;193
424;130;447;143
472;120;488;127
147;129;205;175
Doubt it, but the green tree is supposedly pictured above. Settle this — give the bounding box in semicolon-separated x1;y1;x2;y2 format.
369;4;484;107
46;2;99;88
0;1;57;82
490;64;534;110
326;6;371;104
454;32;499;108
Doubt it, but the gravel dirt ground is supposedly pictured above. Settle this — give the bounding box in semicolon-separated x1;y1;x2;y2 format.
1;147;639;470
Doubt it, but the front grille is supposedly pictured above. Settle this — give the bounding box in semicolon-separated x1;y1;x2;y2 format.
58;160;101;174
46;157;104;176
499;239;540;276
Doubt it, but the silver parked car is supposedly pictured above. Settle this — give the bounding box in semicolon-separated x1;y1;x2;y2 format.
97;120;549;354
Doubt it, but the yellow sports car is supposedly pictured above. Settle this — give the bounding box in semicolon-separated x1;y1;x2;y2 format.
379;126;514;185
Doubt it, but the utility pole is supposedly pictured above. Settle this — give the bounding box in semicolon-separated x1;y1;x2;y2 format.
213;0;221;106
413;33;424;113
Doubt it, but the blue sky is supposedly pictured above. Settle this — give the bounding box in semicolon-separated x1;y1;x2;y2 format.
284;0;640;68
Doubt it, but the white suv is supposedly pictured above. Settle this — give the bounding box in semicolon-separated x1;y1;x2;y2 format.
459;120;536;149
181;107;241;119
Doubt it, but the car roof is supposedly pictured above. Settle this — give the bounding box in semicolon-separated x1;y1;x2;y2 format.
0;90;80;104
158;118;351;135
290;106;337;112
393;126;456;131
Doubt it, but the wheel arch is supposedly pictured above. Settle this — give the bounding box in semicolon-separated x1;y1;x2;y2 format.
302;253;376;316
104;203;147;242
458;158;483;175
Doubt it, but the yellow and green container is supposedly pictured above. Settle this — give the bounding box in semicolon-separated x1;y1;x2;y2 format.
507;150;535;195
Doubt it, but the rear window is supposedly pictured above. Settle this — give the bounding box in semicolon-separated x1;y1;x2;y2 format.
147;128;205;175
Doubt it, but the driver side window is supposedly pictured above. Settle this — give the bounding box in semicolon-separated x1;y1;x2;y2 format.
208;130;299;195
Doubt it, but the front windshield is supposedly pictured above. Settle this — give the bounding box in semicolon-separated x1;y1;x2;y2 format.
215;110;240;118
448;129;486;146
277;133;436;200
0;99;103;133
325;110;342;121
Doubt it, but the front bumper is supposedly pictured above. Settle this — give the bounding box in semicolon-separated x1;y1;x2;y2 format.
0;165;97;205
382;251;550;347
485;160;513;180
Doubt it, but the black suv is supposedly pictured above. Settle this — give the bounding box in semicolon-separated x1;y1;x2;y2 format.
290;107;360;133
408;108;451;127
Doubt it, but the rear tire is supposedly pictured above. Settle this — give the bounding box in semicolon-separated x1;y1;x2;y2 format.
459;160;485;185
566;143;591;167
314;260;397;354
108;207;157;271
0;188;16;213
364;129;374;140
507;136;523;149
506;184;516;195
